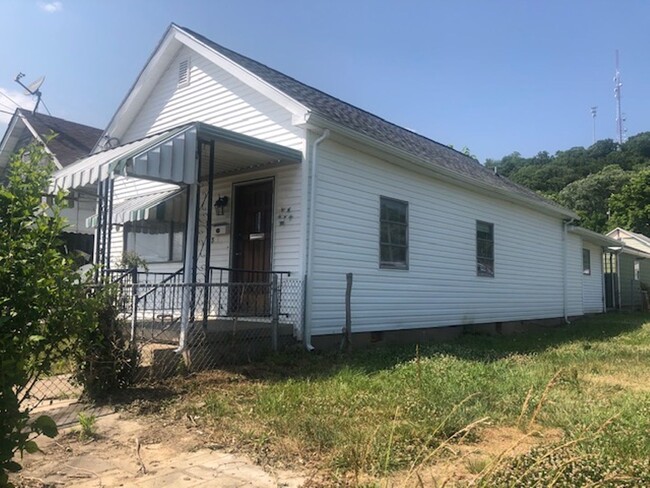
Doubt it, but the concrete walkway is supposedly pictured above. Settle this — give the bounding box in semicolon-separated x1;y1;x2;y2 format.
16;413;306;487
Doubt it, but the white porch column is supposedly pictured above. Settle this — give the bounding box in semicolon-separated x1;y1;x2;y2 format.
176;182;199;353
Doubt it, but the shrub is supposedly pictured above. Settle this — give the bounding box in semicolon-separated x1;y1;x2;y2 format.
0;140;89;484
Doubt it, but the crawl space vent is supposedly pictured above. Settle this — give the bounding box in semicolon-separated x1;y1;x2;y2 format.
178;58;191;87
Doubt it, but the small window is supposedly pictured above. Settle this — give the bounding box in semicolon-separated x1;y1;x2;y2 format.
583;249;591;275
634;260;641;281
178;58;191;87
476;221;494;277
380;196;408;269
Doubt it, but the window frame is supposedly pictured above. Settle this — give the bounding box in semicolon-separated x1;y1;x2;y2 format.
379;196;409;270
582;248;591;275
476;220;494;278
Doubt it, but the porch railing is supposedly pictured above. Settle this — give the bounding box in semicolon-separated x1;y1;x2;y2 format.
107;267;303;350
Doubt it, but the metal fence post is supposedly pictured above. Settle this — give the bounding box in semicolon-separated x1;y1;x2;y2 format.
130;268;139;343
271;273;279;352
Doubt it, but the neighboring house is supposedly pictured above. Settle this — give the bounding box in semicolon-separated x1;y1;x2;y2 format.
568;226;623;314
0;108;103;257
49;24;623;351
606;227;650;310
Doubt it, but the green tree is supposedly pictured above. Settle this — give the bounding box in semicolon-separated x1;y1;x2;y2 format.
609;168;650;235
0;141;89;484
557;165;631;232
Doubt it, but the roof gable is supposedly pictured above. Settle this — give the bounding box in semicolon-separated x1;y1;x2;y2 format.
20;110;103;166
607;227;650;253
0;109;102;172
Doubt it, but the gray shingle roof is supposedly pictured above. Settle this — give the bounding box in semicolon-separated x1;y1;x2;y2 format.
180;25;569;214
19;109;103;167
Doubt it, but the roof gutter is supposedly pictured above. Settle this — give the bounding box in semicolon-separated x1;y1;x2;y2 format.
303;112;578;221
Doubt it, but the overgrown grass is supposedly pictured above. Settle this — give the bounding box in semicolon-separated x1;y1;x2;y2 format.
168;313;650;484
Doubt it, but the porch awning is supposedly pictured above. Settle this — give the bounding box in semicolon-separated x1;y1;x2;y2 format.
86;188;183;227
50;124;197;191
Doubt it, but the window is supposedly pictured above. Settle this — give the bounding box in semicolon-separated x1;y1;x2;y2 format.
124;193;186;263
583;248;591;275
476;221;494;277
125;221;183;263
380;196;408;269
635;260;641;281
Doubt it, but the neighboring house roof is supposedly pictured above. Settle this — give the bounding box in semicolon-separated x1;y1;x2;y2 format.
0;108;102;172
177;25;573;217
607;227;650;254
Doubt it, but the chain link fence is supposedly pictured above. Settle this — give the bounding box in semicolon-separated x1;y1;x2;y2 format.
17;270;304;425
128;274;304;381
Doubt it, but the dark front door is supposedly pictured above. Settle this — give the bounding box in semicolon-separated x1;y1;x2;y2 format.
230;180;273;315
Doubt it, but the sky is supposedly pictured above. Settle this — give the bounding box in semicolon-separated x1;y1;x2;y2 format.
0;0;649;163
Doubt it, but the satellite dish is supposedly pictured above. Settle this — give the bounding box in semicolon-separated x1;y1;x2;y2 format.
24;76;45;96
14;72;45;114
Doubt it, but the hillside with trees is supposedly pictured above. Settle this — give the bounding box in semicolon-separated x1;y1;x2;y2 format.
485;132;650;234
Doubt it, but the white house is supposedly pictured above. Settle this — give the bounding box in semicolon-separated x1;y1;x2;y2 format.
0;108;102;257
48;24;621;352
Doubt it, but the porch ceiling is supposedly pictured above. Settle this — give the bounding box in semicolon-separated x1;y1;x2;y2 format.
197;123;302;179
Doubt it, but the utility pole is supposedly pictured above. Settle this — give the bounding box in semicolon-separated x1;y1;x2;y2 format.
614;50;624;144
590;106;598;144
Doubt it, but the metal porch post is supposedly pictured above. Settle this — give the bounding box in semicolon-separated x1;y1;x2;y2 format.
202;140;215;330
177;181;199;353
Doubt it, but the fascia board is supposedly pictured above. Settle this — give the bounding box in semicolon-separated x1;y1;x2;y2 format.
568;226;622;248
96;26;182;150
21;113;62;169
0;113;22;168
175;28;309;117
304;113;578;221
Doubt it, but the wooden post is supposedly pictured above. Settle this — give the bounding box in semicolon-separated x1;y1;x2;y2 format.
271;273;279;352
341;272;353;352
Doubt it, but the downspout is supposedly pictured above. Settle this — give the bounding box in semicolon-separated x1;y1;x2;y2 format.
616;249;622;310
303;128;330;351
562;219;576;324
601;247;607;313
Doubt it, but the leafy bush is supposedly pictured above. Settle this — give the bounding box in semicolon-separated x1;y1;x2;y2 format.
73;286;139;400
0;141;89;484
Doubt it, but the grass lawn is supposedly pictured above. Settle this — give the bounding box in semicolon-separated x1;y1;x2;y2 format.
158;313;650;486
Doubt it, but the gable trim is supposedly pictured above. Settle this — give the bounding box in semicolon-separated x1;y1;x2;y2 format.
100;24;309;148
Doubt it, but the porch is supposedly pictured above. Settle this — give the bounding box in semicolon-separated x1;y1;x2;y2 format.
51;121;306;364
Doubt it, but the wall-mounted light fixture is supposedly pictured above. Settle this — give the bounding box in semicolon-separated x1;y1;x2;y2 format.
214;195;229;216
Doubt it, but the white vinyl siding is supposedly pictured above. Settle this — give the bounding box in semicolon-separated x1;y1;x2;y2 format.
566;233;584;317
309;139;577;335
121;46;304;151
582;242;604;314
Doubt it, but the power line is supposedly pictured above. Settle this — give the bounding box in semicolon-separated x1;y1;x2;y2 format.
0;90;23;108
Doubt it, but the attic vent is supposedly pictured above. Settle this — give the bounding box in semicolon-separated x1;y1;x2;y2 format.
178;58;191;87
